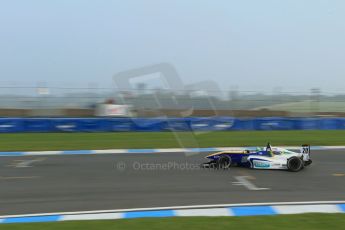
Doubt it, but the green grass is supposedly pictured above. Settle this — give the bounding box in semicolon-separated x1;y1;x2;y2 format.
1;130;345;151
257;100;345;113
1;214;345;230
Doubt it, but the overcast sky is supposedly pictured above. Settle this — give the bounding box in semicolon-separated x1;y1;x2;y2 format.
0;0;344;94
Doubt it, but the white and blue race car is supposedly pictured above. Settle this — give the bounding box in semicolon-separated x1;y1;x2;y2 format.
202;143;312;172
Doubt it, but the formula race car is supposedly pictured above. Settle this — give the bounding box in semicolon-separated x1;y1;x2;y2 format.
202;143;312;172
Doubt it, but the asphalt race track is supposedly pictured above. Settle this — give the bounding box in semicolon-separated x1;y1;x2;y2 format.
0;150;345;215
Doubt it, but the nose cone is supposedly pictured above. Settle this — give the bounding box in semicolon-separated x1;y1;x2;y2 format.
205;151;223;159
206;155;215;160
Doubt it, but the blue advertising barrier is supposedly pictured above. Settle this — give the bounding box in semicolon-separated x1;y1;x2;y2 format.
0;117;345;133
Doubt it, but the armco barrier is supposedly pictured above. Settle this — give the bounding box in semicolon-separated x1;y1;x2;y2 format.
1;117;345;133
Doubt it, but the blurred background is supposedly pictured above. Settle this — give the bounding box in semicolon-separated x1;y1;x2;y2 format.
0;85;343;118
1;0;345;130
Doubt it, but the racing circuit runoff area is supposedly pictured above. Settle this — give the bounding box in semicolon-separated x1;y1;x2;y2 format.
0;149;345;216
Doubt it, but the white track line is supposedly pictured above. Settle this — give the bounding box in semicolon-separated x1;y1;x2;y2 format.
233;176;270;191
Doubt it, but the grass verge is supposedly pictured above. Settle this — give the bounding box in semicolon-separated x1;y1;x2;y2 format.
1;214;345;230
1;130;345;151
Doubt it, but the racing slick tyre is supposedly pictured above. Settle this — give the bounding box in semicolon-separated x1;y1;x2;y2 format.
287;157;304;172
216;155;232;169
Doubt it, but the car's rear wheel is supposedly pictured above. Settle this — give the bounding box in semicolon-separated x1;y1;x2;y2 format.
287;157;304;172
216;155;232;169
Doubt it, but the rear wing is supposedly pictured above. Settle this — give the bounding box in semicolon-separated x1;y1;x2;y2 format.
301;144;311;154
301;144;311;161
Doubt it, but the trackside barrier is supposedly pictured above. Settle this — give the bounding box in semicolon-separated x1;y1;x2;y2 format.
0;146;344;157
1;117;345;133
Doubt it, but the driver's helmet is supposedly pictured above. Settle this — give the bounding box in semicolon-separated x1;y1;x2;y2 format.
266;142;272;152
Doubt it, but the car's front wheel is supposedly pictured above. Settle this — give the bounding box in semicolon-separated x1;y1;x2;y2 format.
287;157;304;172
216;155;232;169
